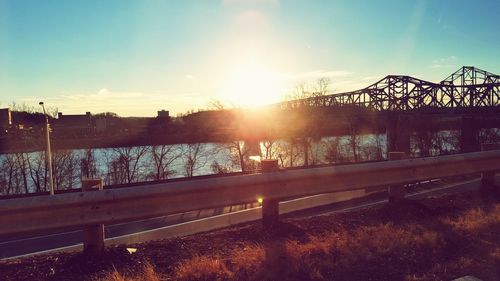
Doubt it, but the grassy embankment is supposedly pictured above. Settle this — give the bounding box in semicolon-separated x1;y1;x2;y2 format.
2;190;499;281
105;191;500;281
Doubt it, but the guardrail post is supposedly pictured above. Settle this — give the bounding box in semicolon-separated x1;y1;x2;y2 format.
81;178;104;255
388;152;406;202
481;143;499;188
261;159;280;229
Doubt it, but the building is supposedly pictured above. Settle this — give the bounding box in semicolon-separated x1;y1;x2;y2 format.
157;110;170;119
55;112;93;137
0;108;12;131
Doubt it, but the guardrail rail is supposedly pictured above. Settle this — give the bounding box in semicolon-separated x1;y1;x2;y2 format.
1;150;499;254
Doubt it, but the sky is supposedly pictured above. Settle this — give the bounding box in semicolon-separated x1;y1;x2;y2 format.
1;0;499;116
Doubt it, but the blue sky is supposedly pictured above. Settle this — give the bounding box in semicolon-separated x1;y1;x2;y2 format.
1;0;499;116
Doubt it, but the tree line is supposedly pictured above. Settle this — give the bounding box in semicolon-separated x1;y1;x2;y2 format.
1;126;478;196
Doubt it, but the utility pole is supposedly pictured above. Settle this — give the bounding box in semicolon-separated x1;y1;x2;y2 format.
39;102;55;195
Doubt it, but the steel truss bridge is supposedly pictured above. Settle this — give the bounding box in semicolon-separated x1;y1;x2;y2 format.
279;66;500;111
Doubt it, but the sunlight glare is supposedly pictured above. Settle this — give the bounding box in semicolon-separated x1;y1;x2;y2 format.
249;155;261;162
220;62;285;107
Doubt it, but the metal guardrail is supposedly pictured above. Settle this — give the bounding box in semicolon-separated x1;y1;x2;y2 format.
1;150;499;238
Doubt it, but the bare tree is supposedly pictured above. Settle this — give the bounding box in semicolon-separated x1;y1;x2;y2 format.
2;154;18;194
0;155;15;195
210;160;231;174
347;129;360;162
0;152;32;194
314;77;331;97
52;149;79;190
308;139;326;165
207;99;225;111
274;139;302;168
25;151;47;192
433;130;460;155
325;137;345;164
479;128;500;146
102;149;115;185
230;141;247;171
13;152;30;193
285;77;331;166
217;140;259;172
109;156;127;185
262;140;278;160
339;109;362;162
360;134;385;161
110;146;149;184
182;143;211;177
9;101;58;117
149;145;181;180
80;148;98;179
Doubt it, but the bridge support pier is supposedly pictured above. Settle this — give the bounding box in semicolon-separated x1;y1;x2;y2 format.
82;178;104;255
261;159;280;229
386;130;411;156
460;117;479;153
386;115;411;157
388;152;406;202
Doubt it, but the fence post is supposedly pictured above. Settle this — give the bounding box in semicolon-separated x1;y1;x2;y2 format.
81;178;104;255
388;152;406;202
261;159;280;229
481;143;499;188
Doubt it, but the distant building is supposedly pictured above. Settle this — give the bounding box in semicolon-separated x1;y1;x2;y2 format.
154;109;171;131
55;112;93;136
157;110;170;119
0;108;12;131
95;117;107;133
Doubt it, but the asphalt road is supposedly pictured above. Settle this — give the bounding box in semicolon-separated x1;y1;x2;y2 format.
0;203;258;259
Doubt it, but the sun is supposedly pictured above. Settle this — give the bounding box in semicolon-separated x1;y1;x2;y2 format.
219;62;286;107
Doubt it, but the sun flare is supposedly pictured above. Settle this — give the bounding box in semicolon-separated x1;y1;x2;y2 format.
219;62;286;107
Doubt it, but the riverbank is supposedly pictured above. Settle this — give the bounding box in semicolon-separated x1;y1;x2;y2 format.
1;189;499;281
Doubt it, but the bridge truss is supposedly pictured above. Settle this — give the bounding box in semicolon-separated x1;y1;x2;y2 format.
280;66;500;111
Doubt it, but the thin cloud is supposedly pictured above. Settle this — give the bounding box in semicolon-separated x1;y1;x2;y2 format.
293;70;354;80
430;56;457;69
19;89;203;117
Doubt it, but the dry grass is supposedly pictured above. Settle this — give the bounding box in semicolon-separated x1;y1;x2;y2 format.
100;200;499;281
174;255;233;281
442;204;500;233
100;224;450;280
101;263;161;281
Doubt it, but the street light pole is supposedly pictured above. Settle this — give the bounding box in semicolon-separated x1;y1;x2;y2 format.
39;102;55;195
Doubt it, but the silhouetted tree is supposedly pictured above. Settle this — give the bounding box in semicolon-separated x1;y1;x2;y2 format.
80;149;98;179
325;137;344;164
110;146;149;184
479;128;500;145
182;143;210;177
25;151;46;192
284;77;331;166
52;149;79;190
275;139;302;168
217;140;254;172
13;152;29;193
149;145;180;180
210;160;231;174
